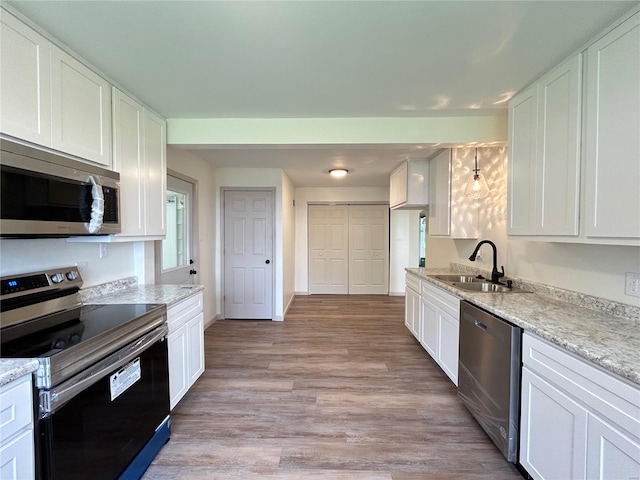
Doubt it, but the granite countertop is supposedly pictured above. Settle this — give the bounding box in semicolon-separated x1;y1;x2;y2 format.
0;284;204;387
407;267;640;386
0;358;39;387
83;284;204;306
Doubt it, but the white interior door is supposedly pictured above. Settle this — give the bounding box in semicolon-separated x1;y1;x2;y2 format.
224;190;274;319
157;174;197;285
349;205;389;294
308;205;349;294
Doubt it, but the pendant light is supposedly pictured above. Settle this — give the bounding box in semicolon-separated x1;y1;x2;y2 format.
465;148;490;199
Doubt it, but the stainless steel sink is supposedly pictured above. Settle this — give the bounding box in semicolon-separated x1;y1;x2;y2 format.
428;274;532;293
429;274;484;283
451;282;531;293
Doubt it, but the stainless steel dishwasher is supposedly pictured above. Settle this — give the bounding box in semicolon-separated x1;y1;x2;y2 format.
458;301;522;463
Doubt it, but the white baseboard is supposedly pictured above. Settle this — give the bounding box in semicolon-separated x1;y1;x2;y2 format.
295;291;309;296
389;291;405;297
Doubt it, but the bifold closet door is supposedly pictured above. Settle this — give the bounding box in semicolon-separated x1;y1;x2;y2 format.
308;205;389;295
308;205;349;294
348;205;389;294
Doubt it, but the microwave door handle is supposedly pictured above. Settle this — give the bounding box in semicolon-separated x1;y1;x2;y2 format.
85;176;104;233
39;325;168;418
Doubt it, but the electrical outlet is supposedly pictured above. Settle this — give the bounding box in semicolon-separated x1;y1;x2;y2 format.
99;243;109;259
625;272;640;298
76;262;88;278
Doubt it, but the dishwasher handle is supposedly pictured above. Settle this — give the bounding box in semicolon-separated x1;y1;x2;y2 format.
474;319;488;330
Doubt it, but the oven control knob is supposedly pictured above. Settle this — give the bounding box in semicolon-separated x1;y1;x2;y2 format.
66;271;79;281
50;273;64;284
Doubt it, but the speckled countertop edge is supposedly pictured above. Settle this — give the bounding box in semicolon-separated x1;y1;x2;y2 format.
0;358;39;387
83;284;204;307
406;267;640;386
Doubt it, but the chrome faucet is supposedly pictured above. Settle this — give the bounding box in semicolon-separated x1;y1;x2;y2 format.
469;240;505;284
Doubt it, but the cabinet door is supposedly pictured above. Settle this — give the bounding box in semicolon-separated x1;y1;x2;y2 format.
507;84;538;235
428;150;451;236
0;429;34;480
389;161;408;208
0;10;51;146
520;367;588;480
586;414;640;480
112;89;145;236
143;109;167;236
437;310;459;386
187;312;205;386
50;45;112;167
405;286;420;340
536;55;582;236
419;297;438;359
584;12;640;238
168;324;189;410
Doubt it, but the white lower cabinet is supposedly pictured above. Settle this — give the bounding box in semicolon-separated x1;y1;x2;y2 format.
405;273;421;339
520;332;640;480
520;367;588;479
404;274;460;386
0;375;34;480
587;413;640;480
419;283;459;386
167;292;205;409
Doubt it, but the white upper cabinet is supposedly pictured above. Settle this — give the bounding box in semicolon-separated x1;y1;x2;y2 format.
51;45;112;168
112;88;166;238
584;11;640;239
507;84;538;235
429;149;478;239
390;160;429;210
508;54;581;237
142;109;167;237
508;7;639;245
0;9;113;168
0;10;51;146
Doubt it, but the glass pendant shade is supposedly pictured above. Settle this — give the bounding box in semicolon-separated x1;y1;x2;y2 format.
465;149;490;199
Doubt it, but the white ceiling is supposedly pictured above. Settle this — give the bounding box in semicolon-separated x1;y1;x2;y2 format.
7;0;637;187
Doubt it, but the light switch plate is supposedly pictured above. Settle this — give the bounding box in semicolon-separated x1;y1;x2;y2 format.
625;272;640;298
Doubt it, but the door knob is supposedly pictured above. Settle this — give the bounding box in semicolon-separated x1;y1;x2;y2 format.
265;260;270;264
190;269;197;275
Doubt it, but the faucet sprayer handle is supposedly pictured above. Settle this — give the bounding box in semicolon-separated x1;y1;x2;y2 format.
498;266;505;278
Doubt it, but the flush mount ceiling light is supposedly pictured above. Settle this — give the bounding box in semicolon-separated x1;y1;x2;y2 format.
465;148;490;199
329;168;349;177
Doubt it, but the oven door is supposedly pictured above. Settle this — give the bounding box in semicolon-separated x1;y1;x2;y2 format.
36;326;170;480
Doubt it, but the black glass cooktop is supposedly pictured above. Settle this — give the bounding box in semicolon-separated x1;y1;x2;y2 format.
1;303;162;358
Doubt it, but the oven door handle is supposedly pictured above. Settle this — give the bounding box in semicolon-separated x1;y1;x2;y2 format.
39;324;168;418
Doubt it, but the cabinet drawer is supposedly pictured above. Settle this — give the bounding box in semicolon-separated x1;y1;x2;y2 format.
523;332;640;440
421;281;459;319
405;273;421;293
167;292;203;331
0;375;33;442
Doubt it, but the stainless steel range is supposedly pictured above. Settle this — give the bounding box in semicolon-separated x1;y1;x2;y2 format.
0;267;170;480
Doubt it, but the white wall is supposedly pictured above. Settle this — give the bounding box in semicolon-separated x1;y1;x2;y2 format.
425;147;640;305
282;172;296;313
0;239;137;287
166;147;217;325
214;167;285;320
294;186;419;294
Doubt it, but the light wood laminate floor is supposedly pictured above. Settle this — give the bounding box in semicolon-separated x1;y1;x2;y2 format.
144;295;523;479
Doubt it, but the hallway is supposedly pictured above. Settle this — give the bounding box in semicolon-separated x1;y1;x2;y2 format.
144;295;522;479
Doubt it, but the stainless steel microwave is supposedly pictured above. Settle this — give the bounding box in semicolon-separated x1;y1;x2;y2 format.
0;139;120;237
